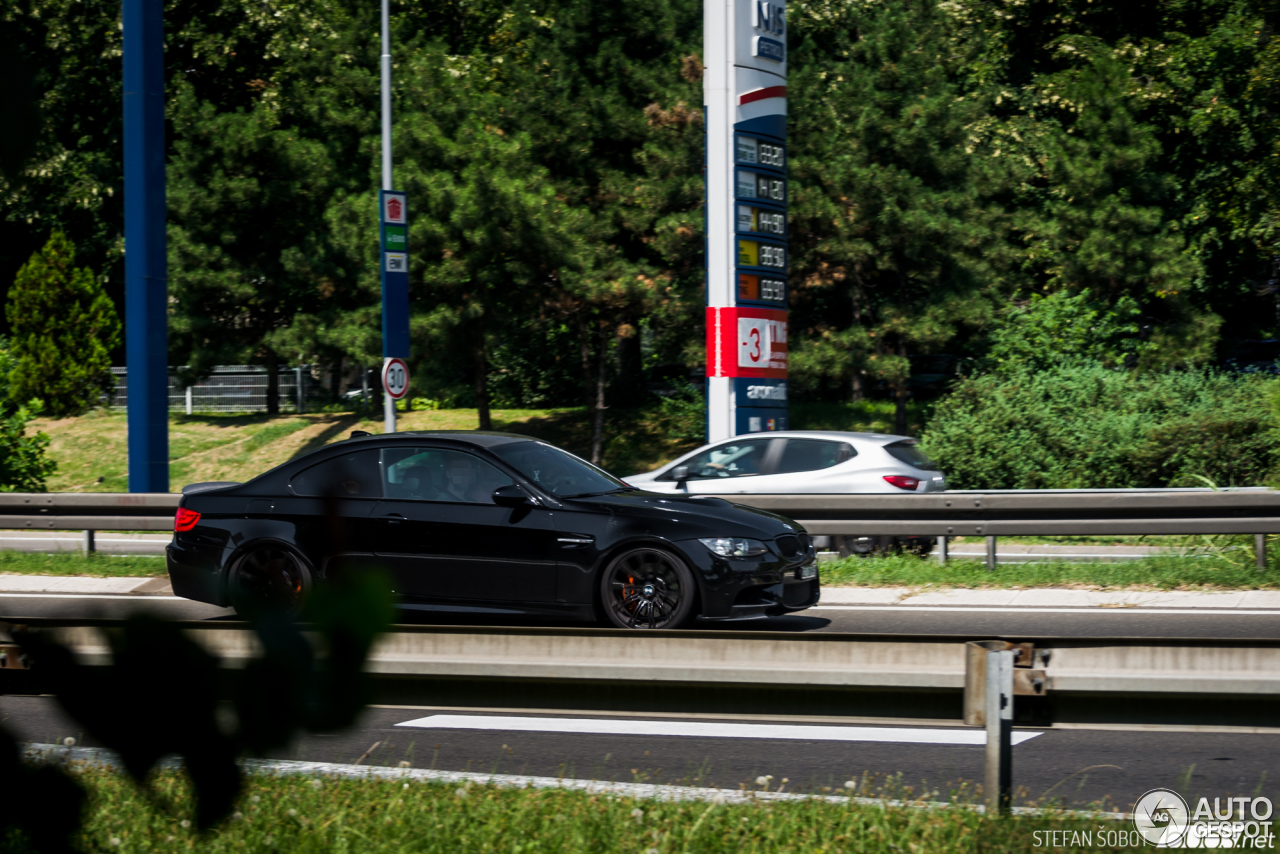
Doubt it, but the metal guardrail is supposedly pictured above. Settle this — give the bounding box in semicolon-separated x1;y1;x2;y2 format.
732;489;1280;536
2;621;1276;731
0;489;1275;563
0;493;178;533
733;488;1280;568
3;488;1276;533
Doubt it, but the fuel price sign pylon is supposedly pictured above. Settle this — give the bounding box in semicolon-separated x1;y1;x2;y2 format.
705;0;790;442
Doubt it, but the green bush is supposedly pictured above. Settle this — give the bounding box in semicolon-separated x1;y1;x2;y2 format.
0;339;56;491
7;231;121;418
984;290;1145;374
920;365;1280;489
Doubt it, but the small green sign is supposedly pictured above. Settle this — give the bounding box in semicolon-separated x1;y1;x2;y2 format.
383;225;408;251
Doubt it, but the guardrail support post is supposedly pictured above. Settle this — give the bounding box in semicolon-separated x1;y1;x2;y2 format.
965;641;1016;814
985;536;997;571
936;535;948;564
82;530;95;555
1257;534;1266;572
984;647;1013;813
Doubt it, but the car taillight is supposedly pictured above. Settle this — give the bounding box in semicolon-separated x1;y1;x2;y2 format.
174;507;201;532
883;475;920;491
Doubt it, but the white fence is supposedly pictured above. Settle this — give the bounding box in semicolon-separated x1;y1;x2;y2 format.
107;365;316;414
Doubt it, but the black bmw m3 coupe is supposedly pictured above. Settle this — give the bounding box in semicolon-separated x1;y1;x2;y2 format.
166;431;820;629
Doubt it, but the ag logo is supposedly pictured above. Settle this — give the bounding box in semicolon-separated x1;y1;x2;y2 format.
1134;788;1190;846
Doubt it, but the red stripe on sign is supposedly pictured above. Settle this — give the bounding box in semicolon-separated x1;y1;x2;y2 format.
739;86;787;105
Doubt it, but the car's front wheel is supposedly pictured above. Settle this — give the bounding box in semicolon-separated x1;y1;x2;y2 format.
228;544;311;617
599;547;697;630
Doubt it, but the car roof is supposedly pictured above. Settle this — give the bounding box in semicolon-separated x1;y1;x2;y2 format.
714;430;915;446
341;430;538;448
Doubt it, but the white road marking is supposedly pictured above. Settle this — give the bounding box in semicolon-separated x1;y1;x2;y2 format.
809;605;1280;616
395;714;1042;746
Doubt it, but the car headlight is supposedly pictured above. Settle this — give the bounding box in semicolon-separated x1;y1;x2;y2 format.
699;537;769;558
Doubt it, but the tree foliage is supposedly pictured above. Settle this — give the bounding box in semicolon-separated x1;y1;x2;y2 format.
6;0;1280;425
7;231;120;418
787;0;998;432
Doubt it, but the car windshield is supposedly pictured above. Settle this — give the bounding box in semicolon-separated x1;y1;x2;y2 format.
885;440;939;471
492;441;630;498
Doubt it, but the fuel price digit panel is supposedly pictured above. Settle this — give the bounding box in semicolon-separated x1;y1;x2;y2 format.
733;134;787;308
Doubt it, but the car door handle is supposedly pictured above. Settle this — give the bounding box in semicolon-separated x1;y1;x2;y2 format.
379;514;405;525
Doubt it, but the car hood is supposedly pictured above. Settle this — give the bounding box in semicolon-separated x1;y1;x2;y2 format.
559;489;804;539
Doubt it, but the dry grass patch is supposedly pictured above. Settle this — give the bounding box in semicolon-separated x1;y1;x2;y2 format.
30;406;695;493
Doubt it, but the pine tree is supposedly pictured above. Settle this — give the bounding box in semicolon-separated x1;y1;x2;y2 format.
7;231;120;417
788;0;998;432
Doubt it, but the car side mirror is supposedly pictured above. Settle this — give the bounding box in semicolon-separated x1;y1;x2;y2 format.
493;484;530;507
672;465;690;485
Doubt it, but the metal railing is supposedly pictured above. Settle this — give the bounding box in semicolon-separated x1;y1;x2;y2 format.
731;488;1280;569
0;488;1276;563
107;365;319;414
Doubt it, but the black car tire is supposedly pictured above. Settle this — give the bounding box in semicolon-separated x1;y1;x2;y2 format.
836;535;890;558
599;547;697;630
903;537;933;558
228;544;312;617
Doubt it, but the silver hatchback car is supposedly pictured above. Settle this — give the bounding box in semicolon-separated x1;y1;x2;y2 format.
622;431;946;495
623;431;945;556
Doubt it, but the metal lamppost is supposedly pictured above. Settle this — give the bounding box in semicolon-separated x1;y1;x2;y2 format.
378;0;411;432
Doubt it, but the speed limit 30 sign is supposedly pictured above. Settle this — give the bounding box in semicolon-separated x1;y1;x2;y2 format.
382;358;410;400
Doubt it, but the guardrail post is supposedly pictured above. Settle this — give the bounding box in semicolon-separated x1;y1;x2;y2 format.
184;385;192;415
1257;534;1266;572
965;640;1015;814
936;535;948;564
985;647;1013;813
82;530;95;555
985;536;997;571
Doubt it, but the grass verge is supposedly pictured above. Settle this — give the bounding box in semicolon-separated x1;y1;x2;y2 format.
7;766;1136;854
0;551;166;577
819;554;1280;590
30;406;701;493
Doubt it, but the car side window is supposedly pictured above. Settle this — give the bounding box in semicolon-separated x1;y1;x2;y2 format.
382;448;512;504
677;439;773;480
774;440;854;475
291;449;383;497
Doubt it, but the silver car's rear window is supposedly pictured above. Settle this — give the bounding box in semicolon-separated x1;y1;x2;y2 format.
885;441;939;471
774;439;854;474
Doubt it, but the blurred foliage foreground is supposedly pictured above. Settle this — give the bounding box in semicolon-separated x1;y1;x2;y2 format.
0;571;394;853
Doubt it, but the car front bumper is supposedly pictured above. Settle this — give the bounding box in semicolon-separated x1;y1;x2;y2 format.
678;539;820;619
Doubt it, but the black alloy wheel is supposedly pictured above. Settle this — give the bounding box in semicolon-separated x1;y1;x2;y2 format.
600;547;697;630
229;545;311;617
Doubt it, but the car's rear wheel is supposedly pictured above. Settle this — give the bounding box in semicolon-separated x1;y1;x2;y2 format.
229;545;311;617
836;535;897;558
600;547;697;630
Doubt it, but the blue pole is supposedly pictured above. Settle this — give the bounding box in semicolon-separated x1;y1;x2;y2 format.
123;0;169;493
